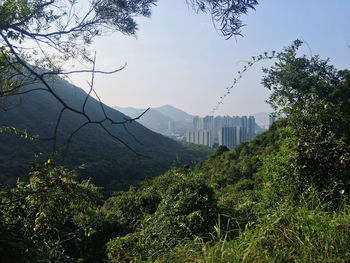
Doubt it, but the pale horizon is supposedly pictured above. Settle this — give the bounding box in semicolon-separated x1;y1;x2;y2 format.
67;0;350;117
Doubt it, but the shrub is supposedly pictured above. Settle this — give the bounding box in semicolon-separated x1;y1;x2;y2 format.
106;173;218;260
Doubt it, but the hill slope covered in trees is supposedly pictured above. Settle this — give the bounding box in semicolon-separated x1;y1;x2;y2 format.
0;75;212;191
1;42;350;262
103;43;350;262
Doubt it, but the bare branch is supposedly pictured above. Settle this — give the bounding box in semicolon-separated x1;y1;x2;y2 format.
0;31;150;156
41;64;127;77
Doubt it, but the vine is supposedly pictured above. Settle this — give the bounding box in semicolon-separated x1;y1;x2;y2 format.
209;40;304;115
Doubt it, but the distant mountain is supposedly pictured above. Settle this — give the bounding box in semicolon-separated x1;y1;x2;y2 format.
153;105;193;122
114;106;173;134
0;76;212;192
114;105;193;136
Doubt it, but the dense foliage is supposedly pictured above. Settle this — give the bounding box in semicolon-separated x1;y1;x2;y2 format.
0;161;101;262
264;40;350;196
1;42;350;262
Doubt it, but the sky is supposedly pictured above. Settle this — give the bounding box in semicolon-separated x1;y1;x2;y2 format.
69;0;350;117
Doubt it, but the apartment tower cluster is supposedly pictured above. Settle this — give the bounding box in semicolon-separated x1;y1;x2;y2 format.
186;115;256;149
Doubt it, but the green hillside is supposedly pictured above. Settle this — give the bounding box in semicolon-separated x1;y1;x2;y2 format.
0;75;212;191
101;43;350;261
1;43;350;262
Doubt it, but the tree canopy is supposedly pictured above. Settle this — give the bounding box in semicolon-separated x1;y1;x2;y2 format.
0;0;259;81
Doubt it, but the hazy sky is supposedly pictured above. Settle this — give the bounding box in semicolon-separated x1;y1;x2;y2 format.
69;0;350;117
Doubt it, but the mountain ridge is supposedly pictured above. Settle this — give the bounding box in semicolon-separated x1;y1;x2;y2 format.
0;76;212;192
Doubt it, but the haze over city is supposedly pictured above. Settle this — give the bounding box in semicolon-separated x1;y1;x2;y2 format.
69;0;350;117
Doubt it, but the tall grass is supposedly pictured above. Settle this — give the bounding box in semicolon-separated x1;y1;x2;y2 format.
149;199;350;263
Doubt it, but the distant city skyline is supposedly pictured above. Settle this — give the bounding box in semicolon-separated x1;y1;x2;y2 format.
68;0;350;117
186;115;257;148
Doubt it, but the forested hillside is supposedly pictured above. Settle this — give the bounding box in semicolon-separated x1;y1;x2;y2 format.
0;75;212;192
1;43;350;262
104;42;350;262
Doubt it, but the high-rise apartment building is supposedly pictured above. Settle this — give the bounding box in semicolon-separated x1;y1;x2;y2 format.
193;116;203;131
232;116;241;126
186;131;193;143
214;116;223;138
203;116;213;131
247;116;255;140
203;116;215;146
188;114;257;149
186;130;212;147
241;116;247;132
236;126;246;145
203;131;211;146
219;127;237;149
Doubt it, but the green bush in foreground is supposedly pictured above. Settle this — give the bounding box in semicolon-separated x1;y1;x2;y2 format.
0;161;100;262
107;173;218;261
